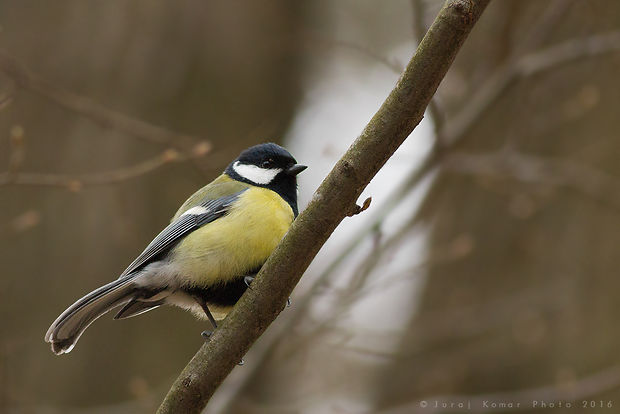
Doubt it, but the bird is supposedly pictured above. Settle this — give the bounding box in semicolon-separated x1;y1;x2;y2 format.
45;143;306;355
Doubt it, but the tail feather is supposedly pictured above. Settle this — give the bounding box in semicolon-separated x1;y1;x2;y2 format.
114;298;164;320
45;276;137;355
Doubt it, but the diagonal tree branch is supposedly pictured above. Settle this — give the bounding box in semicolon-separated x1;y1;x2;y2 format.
412;0;445;137
156;1;491;412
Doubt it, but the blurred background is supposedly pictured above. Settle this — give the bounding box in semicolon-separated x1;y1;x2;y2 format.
1;0;620;413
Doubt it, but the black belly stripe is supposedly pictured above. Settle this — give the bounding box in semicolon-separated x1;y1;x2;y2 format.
183;269;260;308
184;278;246;307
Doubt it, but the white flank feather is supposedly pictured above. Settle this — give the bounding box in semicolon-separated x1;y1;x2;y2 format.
180;206;209;217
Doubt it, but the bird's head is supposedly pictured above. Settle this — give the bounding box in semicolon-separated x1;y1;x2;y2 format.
225;143;306;216
226;143;306;187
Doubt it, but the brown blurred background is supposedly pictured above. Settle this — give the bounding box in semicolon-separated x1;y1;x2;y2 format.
2;0;620;413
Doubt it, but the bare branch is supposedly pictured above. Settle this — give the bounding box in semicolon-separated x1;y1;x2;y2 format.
305;34;405;74
438;0;575;147
352;233;474;303
513;0;577;56
156;1;492;412
314;30;620;283
309;5;611;271
442;31;620;147
443;149;620;210
0;51;208;147
519;31;620;76
0;144;209;190
291;232;475;347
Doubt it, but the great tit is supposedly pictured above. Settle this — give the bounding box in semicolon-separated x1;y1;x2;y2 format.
45;143;306;355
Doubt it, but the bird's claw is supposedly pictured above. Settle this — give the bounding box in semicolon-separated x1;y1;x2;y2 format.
201;330;213;341
244;276;255;289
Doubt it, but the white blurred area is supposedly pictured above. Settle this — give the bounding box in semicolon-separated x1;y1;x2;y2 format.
286;42;435;341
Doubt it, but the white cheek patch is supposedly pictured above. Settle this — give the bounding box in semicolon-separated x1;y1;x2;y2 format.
233;161;281;185
180;206;209;217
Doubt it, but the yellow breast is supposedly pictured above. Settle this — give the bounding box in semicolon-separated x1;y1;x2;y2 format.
171;187;294;287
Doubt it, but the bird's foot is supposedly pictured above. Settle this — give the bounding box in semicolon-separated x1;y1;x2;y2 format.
244;275;255;289
244;276;289;307
201;330;213;341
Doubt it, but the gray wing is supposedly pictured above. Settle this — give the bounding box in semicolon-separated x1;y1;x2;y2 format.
119;190;245;278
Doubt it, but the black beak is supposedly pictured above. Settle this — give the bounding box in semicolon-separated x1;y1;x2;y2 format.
285;164;307;176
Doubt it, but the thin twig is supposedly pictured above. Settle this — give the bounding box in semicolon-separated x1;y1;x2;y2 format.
291;230;473;348
325;30;620;276
305;34;405;74
440;0;575;148
353;233;473;302
289;6;611;289
315;3;600;260
0;51;208;147
0;146;207;190
443;149;620;210
442;30;620;147
513;0;577;56
328;274;571;364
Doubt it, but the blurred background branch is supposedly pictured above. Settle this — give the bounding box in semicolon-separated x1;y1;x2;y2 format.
0;51;208;148
0;144;209;190
442;30;620;148
443;148;620;210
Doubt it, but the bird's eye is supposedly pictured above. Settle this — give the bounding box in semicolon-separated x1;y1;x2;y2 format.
261;159;275;168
